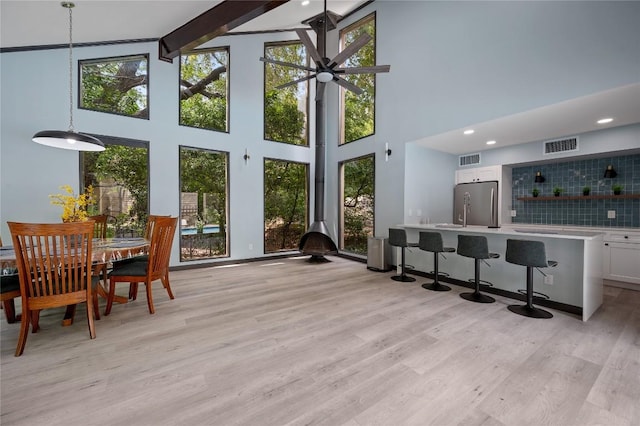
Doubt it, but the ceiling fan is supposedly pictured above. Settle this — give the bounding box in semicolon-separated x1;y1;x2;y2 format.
259;0;390;95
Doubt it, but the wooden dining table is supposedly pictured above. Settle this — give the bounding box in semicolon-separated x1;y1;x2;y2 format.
1;237;150;324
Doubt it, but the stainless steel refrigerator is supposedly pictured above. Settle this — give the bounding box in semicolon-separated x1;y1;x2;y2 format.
453;181;499;227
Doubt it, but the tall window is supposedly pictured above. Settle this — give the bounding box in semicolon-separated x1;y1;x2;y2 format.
339;155;375;255
79;54;148;118
180;47;229;132
339;13;376;144
264;41;309;146
80;136;149;237
264;159;309;253
179;147;229;261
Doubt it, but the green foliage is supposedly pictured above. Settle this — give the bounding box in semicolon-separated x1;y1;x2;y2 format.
84;145;149;223
264;42;308;145
264;159;308;252
180;49;228;131
180;147;228;260
342;156;374;254
342;16;376;144
80;57;148;118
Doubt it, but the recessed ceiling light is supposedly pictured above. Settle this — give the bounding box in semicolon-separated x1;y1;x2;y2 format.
463;129;474;135
486;140;496;145
301;0;310;5
597;118;613;124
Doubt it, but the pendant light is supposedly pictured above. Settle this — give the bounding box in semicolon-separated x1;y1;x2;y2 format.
603;165;617;178
32;2;104;152
534;171;545;183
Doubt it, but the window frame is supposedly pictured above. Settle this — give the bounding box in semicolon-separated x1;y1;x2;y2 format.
178;46;231;134
263;40;310;147
79;134;150;238
263;157;310;254
178;145;231;261
338;153;376;255
338;12;377;145
78;53;150;120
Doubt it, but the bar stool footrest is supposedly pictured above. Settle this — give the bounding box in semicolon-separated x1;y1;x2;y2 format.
467;278;493;287
430;271;450;278
516;289;550;299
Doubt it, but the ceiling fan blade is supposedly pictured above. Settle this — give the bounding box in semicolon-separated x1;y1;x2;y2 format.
259;57;316;72
275;74;315;90
333;75;364;96
327;33;372;68
334;65;391;75
295;29;324;66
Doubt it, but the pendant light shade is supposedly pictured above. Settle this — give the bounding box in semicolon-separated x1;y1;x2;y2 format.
31;2;104;152
534;171;546;183
603;165;617;178
32;130;105;151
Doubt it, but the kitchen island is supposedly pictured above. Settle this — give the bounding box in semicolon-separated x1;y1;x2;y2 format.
399;224;604;321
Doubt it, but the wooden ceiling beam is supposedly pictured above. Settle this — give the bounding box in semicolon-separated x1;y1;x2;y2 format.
159;0;290;63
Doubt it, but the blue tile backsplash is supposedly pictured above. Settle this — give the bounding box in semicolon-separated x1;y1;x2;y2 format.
511;154;639;228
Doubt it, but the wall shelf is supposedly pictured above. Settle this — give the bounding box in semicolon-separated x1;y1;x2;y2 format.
517;194;640;201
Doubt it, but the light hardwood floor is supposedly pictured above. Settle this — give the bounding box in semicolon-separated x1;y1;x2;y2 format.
1;256;639;425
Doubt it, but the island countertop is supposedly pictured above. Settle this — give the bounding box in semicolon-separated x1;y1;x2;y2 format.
401;223;603;240
396;224;604;321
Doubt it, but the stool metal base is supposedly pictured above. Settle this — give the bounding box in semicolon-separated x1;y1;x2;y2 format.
391;275;416;282
460;292;495;304
507;304;553;319
422;281;451;292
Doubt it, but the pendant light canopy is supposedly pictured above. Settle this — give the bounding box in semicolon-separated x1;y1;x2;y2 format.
32;2;104;152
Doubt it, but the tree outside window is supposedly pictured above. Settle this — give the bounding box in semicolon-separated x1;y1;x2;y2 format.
340;155;375;255
81;138;149;237
79;55;148;118
264;159;309;253
179;147;229;261
264;41;308;146
180;47;229;132
339;14;376;144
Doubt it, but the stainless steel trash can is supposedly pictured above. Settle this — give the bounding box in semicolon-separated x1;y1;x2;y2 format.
367;237;391;271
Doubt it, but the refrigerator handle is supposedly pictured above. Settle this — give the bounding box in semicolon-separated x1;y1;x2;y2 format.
490;187;497;227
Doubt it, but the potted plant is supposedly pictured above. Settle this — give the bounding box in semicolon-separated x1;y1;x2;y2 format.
553;186;563;197
582;186;591;196
612;184;623;195
532;188;540;197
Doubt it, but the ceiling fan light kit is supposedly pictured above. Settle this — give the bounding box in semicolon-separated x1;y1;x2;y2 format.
260;0;390;95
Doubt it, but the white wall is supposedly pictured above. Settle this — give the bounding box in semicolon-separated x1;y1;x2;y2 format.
0;32;315;266
325;0;640;240
2;1;639;266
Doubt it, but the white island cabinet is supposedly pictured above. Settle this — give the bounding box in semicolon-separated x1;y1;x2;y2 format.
398;224;604;321
603;231;640;287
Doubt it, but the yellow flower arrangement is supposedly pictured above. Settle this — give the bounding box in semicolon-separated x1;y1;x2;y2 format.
49;185;96;223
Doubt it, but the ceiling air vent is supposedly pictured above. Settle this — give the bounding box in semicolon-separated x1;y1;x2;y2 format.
459;153;480;167
544;137;579;155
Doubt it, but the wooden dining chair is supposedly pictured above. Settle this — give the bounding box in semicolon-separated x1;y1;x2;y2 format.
89;214;109;287
106;216;177;315
89;214;108;238
8;221;97;356
0;237;22;323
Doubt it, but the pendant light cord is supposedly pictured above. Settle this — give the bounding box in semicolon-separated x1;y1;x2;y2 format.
66;2;75;132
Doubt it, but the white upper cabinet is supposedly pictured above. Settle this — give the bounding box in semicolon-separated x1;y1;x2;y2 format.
455;165;501;184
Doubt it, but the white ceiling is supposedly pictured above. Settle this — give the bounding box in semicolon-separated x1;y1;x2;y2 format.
2;1;639;155
415;83;640;155
0;0;368;48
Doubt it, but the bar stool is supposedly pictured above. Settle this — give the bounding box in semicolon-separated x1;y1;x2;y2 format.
418;231;454;292
505;239;557;319
388;228;418;282
457;235;499;303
